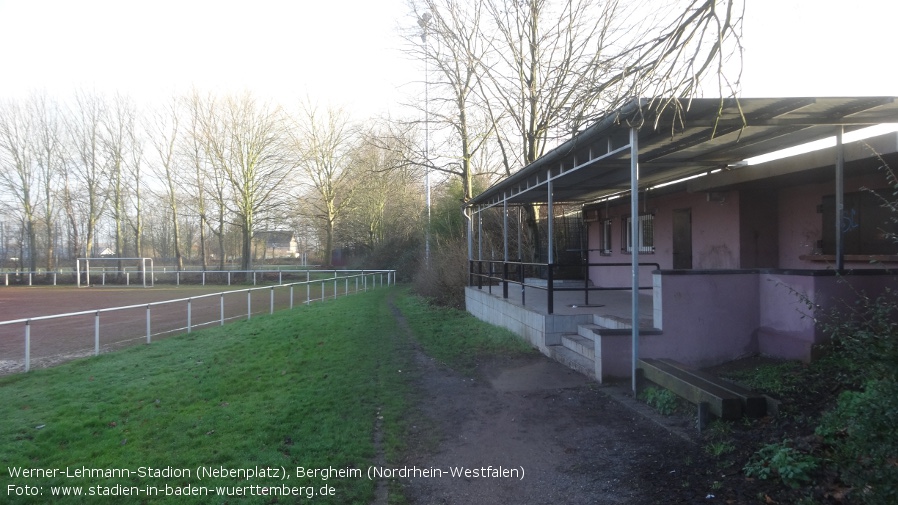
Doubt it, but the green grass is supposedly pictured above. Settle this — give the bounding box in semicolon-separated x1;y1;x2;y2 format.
1;286;535;504
394;289;535;374
1;287;411;504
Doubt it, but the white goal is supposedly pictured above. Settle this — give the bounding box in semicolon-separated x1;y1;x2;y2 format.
76;257;155;288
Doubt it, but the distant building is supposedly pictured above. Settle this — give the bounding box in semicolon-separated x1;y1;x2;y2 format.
254;231;299;259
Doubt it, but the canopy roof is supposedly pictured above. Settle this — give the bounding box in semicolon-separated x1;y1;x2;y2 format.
469;97;898;208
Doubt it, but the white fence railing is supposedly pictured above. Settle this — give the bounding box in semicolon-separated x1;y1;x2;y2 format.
0;270;395;373
0;268;372;287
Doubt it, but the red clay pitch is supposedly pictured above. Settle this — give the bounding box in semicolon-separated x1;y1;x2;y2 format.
0;284;328;375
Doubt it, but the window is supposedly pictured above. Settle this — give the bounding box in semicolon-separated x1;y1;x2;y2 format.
820;191;896;255
598;219;613;255
622;214;655;253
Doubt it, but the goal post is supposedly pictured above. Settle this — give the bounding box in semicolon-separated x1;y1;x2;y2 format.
76;257;155;288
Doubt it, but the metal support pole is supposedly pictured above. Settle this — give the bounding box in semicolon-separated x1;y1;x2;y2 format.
247;291;252;320
146;305;151;343
187;299;192;333
547;179;555;314
630;126;640;393
835;127;845;271
290;285;294;309
220;294;225;325
503;195;509;261
270;287;275;314
306;282;311;305
477;208;483;261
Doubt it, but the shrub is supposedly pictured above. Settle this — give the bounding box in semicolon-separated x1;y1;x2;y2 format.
743;440;818;489
821;288;898;383
639;386;678;416
816;379;898;505
413;235;469;309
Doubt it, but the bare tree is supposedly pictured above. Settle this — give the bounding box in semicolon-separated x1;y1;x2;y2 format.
147;97;186;270
67;90;108;258
339;126;424;251
292;102;358;268
182;92;212;271
102;93;139;269
406;0;496;203
198;92;294;273
28;93;64;269
0;99;38;272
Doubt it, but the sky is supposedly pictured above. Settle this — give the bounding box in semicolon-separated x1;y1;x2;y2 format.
0;0;417;117
0;0;896;118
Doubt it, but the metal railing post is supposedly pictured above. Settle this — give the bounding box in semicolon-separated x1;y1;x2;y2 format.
547;264;554;315
187;299;192;333
503;262;509;299
290;285;294;309
334;272;338;300
24;320;30;372
247;291;252;320
220;294;225;325
146;305;151;343
94;311;100;355
520;262;526;307
270;287;275;314
306;283;310;305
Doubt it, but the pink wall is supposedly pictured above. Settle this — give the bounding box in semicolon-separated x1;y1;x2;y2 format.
777;173;893;269
648;270;898;365
586;190;742;286
585;172;894;283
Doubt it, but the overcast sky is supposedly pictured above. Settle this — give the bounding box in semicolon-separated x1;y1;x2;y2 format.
0;0;895;118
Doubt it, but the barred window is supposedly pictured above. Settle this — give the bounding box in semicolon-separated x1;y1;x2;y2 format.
599;219;613;255
623;214;655;253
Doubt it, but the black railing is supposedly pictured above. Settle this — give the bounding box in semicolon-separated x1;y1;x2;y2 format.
468;259;660;314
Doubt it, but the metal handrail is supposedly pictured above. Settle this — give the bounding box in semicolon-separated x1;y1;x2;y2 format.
469;259;659;314
1;270;396;373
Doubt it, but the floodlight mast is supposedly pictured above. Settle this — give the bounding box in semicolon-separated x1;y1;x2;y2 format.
419;12;431;263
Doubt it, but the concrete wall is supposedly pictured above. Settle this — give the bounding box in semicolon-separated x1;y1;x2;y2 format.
464;286;592;355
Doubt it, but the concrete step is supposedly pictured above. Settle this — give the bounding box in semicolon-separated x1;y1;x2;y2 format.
561;333;594;360
593;314;661;332
549;345;596;379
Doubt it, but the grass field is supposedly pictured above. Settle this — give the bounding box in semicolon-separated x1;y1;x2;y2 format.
0;286;532;504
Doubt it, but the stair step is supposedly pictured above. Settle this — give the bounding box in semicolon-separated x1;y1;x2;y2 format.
550;345;595;379
561;333;594;360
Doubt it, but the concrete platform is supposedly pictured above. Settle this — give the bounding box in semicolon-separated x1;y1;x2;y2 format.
466;284;657;382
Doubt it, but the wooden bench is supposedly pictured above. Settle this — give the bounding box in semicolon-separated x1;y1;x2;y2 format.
637;358;767;421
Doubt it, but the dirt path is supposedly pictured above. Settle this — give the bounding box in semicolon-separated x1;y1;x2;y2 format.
389;297;706;505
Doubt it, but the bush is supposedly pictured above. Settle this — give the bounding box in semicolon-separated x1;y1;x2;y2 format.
743;440;819;489
816;379;898;505
821;288;898;382
639;386;678;416
413;235;469;309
